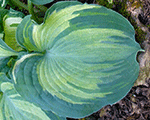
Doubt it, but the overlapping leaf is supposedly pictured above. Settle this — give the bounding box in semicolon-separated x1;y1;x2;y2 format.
0;73;10;90
0;38;18;59
0;73;66;120
0;8;24;51
14;1;142;118
3;17;23;51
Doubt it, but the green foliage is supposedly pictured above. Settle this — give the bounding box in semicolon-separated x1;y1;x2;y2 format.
0;8;9;35
96;0;114;8
107;0;113;4
3;8;25;19
135;26;146;43
0;0;142;120
3;8;24;51
8;0;29;11
0;0;9;8
30;0;54;5
0;80;66;120
0;7;24;40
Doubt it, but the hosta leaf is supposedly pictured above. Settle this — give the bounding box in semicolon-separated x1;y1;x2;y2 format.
3;9;24;51
0;8;24;51
0;8;24;34
16;15;39;51
31;0;54;5
0;0;9;8
14;1;142;118
0;8;8;36
16;1;82;52
0;73;10;91
3;8;25;19
0;57;10;72
0;80;66;120
0;9;8;25
3;17;23;51
0;38;18;59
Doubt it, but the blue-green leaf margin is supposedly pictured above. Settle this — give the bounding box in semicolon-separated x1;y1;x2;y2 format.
31;0;54;5
14;1;142;118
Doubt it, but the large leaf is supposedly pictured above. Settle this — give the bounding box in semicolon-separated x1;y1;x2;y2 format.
0;75;66;120
14;1;142;118
31;0;54;5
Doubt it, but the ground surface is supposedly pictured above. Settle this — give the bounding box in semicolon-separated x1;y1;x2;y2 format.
9;0;150;119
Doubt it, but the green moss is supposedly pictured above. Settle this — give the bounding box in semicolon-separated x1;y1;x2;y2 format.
96;0;114;9
135;27;146;43
113;0;130;18
131;0;143;8
128;14;146;44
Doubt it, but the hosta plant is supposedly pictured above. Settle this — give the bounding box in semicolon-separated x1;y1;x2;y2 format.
0;0;142;119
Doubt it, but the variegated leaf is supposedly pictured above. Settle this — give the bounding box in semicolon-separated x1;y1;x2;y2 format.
0;38;18;59
14;1;142;118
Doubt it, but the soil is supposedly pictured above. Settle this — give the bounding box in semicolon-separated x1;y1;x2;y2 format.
8;0;150;119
